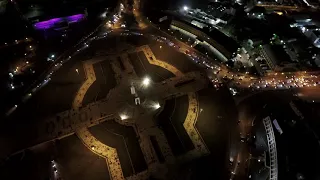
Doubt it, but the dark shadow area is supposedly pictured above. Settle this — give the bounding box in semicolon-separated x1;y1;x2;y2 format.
82;59;116;105
195;87;237;180
0;143;54;180
156;96;193;156
150;135;165;163
128;52;146;78
89;120;147;177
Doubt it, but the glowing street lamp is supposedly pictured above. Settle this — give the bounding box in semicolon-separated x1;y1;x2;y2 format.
120;114;128;120
142;77;150;86
183;6;189;11
51;54;55;58
153;103;160;109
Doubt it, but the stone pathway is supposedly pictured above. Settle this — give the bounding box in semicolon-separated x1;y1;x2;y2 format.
140;45;183;77
72;58;105;110
179;93;210;162
72;58;125;180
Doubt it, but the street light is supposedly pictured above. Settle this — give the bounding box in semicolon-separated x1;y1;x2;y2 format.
51;54;55;58
153;103;160;109
183;6;189;11
142;77;150;86
120;114;128;120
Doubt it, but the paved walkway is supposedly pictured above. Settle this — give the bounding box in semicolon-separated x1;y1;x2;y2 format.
139;45;184;77
179;93;210;162
71;58;125;180
72;58;105;110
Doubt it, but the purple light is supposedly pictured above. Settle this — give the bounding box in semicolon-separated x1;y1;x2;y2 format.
66;14;85;23
34;18;63;30
34;14;85;30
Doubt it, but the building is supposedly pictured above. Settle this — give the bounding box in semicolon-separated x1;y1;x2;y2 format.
259;44;297;71
290;16;320;48
306;30;320;48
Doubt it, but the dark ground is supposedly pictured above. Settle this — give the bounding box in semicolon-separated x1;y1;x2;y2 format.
8;52;86;121
156;95;194;157
128;51;175;82
0;134;110;180
149;41;201;73
56;135;110;180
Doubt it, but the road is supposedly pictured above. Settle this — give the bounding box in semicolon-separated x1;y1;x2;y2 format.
130;10;320;95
